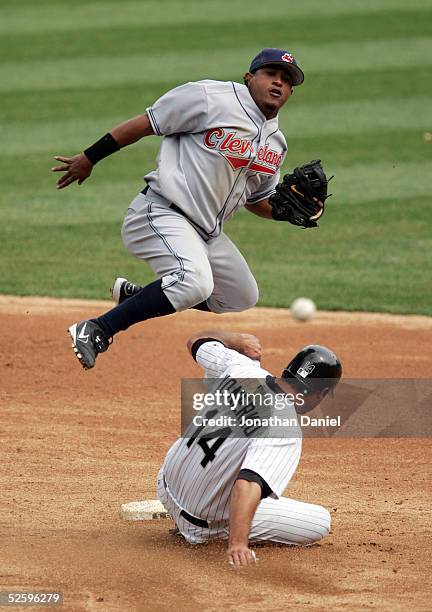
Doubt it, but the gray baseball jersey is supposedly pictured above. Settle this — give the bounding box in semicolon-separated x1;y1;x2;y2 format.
145;80;287;238
160;341;302;523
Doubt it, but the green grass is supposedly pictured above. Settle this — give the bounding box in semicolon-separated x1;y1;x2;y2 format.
3;10;432;64
0;0;431;314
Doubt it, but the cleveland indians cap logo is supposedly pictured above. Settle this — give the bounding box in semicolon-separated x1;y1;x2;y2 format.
282;53;295;64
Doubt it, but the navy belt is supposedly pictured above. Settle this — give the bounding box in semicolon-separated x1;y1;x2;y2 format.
142;186;186;218
141;184;179;215
162;475;209;528
141;185;212;242
180;510;209;529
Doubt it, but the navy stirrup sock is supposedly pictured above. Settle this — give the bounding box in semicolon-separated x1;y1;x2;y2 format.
94;279;175;337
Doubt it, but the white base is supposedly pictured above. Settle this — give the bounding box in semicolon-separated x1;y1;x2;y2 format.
120;499;171;521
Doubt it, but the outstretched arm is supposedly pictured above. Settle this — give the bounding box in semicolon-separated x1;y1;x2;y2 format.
186;330;261;361
109;113;155;146
52;113;154;190
227;479;261;567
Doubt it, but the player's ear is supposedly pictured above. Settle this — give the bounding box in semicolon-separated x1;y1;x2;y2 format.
243;72;253;87
319;388;329;402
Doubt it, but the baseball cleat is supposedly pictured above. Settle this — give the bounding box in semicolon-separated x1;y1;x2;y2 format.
68;320;111;370
111;277;142;305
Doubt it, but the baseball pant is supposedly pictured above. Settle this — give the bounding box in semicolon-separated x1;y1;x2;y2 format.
121;189;259;313
157;470;331;546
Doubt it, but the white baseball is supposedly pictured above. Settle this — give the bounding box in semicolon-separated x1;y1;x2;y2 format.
290;297;316;322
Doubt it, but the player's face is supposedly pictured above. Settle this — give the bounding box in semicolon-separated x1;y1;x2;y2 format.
295;388;329;414
245;66;293;119
276;379;330;414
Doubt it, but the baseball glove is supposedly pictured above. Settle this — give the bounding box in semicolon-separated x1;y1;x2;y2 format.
269;159;331;228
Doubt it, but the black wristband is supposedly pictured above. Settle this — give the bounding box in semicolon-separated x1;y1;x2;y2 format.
191;338;224;361
83;133;120;165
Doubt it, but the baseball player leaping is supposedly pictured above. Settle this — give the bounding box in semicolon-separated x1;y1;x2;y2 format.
52;48;329;370
157;329;342;567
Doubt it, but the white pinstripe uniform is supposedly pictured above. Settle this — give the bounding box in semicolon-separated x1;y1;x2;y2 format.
122;79;287;313
157;341;331;545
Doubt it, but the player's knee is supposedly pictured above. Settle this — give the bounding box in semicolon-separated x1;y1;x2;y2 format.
183;273;214;308
208;279;259;313
230;279;259;312
121;200;142;255
314;507;331;542
242;280;259;310
121;223;131;251
121;218;139;256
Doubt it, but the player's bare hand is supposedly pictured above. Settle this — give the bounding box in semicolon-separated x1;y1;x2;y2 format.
236;334;262;361
52;153;93;189
227;544;258;568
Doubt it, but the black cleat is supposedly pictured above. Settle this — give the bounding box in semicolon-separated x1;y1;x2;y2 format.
111;277;142;305
68;320;111;370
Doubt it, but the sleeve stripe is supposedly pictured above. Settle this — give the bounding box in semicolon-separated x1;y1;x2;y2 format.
146;106;163;136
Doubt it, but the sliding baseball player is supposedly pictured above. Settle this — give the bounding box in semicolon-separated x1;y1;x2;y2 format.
157;329;342;567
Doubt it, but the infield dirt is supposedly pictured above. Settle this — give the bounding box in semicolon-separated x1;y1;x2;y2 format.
1;296;431;611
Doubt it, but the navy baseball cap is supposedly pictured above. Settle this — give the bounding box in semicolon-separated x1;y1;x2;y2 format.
249;48;304;86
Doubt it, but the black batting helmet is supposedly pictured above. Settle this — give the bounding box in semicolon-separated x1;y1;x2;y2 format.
282;345;342;396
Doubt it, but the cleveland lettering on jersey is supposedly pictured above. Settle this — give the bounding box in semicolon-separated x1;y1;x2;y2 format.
203;127;283;175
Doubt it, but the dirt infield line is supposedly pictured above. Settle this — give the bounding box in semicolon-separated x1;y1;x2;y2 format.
1;294;431;329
